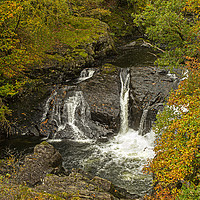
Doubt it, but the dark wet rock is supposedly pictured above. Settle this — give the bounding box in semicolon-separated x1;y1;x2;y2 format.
39;64;121;138
7;82;52;138
28;125;40;137
18;142;64;186
39;86;113;139
129;66;178;133
77;64;121;133
157;69;168;75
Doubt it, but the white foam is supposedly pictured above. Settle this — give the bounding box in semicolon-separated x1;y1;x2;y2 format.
47;139;62;143
98;129;155;160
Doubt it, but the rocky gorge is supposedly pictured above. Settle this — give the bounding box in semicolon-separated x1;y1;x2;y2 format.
0;3;180;198
7;41;178;139
0;141;143;199
0;40;180;198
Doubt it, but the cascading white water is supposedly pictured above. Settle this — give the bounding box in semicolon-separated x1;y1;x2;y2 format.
42;91;57;121
79;68;155;194
78;68;95;82
119;68;130;134
46;67;155;195
58;92;84;137
41;89;91;140
64;91;92;140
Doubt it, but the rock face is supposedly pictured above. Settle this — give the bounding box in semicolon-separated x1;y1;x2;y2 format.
129;66;178;134
40;87;112;139
78;64;121;133
8;83;51;137
35;169;140;200
19;141;63;186
18;142;141;200
39;64;121;139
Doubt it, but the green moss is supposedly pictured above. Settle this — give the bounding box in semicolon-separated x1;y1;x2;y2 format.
101;63;117;74
46;173;54;177
40;141;50;146
76;49;88;58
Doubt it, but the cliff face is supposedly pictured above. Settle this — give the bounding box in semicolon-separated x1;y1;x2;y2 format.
28;18;116;84
7;22;116;138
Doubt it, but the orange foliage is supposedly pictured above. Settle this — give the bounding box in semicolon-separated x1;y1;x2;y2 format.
144;58;200;199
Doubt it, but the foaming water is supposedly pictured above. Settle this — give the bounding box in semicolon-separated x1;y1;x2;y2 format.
46;139;63;143
80;129;155;195
51;129;155;195
99;129;154;159
47;137;93;144
119;68;130;134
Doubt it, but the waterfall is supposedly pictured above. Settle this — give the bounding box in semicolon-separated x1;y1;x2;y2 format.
77;68;95;82
138;109;148;136
119;68;130;134
41;86;109;140
58;92;85;138
41;91;57;121
41;88;91;139
40;66;155;195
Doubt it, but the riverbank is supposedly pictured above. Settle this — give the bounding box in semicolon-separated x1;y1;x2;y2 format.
0;141;142;200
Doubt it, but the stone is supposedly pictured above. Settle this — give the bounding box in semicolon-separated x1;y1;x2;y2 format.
35;172;115;200
18;142;63;186
92;176;112;192
129;66;178;133
35;169;138;200
78;64;121;133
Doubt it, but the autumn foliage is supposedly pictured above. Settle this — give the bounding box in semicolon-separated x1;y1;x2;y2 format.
144;58;200;199
0;0;113;132
135;0;200;199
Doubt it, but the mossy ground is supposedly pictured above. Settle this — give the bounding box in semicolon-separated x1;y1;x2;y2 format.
0;178;76;200
0;157;78;200
101;63;117;74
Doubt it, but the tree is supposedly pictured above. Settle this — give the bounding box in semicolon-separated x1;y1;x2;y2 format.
133;0;200;199
143;58;200;199
134;0;199;69
0;1;31;132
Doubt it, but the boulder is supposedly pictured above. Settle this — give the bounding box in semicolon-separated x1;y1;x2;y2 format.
78;64;121;133
18;141;64;186
35;168;141;200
